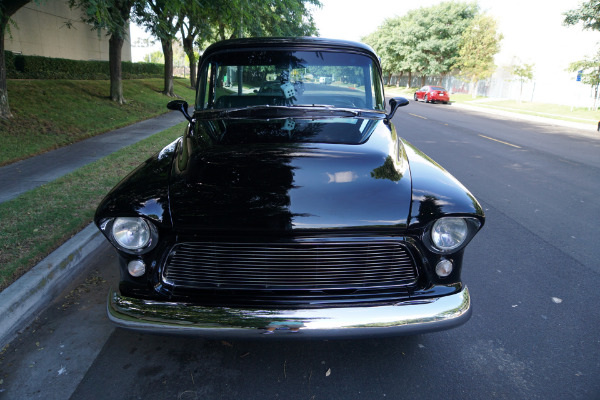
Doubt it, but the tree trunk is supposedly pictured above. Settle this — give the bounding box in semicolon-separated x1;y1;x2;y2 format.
421;76;426;86
109;34;125;104
0;17;13;120
396;71;404;87
218;23;226;41
161;39;175;97
0;0;29;120
407;72;412;89
183;36;196;88
470;79;478;99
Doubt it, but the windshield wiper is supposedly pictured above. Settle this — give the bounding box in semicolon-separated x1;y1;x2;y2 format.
199;105;362;119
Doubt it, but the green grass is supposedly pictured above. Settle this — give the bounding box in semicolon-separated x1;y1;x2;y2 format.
0;123;187;291
384;85;415;97
0;78;195;165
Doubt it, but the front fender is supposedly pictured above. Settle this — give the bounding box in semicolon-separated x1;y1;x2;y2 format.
403;139;485;229
94;138;181;228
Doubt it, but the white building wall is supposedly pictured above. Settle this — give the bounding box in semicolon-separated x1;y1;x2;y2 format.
5;0;131;62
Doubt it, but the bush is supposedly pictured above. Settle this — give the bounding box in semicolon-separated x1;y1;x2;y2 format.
4;51;163;80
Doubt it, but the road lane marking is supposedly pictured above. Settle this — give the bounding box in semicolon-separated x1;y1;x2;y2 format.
409;113;427;119
478;134;522;149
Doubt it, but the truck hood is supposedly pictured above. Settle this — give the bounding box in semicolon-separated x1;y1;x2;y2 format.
168;118;412;234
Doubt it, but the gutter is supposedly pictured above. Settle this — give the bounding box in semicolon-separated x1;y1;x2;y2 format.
0;223;104;349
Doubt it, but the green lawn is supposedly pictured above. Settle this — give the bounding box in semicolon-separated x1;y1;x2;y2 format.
0;123;186;291
0;78;195;165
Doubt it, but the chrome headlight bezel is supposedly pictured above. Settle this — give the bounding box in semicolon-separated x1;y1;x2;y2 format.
100;217;159;254
423;217;481;254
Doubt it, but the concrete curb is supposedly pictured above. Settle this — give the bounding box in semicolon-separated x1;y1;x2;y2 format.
0;223;104;349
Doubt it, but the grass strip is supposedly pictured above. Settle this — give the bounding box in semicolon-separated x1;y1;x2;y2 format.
0;78;195;166
458;100;600;125
0;122;187;291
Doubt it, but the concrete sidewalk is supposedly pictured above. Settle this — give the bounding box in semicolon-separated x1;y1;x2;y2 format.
0;110;184;203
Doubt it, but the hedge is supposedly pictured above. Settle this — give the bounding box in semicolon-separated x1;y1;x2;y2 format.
4;51;163;80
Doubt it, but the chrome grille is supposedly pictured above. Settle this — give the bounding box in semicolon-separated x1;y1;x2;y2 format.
162;241;417;290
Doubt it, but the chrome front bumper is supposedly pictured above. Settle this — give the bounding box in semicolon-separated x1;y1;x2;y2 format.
107;286;471;338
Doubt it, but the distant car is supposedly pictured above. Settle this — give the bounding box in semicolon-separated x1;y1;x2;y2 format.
319;76;332;84
414;86;450;104
96;37;484;338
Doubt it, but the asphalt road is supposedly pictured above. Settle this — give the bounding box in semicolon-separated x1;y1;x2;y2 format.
1;102;599;400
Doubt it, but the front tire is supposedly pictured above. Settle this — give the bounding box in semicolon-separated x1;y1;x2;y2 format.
414;93;418;101
424;95;429;103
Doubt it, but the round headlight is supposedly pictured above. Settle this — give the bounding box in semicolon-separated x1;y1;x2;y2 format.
431;217;468;251
111;217;151;250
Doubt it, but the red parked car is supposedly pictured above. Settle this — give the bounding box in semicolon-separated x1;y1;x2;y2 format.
414;86;450;104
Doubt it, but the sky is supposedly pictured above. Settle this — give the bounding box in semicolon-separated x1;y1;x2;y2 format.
131;0;600;90
312;0;600;79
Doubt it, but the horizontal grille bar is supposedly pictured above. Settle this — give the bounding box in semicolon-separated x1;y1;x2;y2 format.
162;241;417;291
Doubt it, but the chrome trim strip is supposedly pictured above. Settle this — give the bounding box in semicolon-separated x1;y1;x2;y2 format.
107;287;471;338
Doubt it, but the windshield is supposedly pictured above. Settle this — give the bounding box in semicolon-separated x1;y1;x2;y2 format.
197;49;385;112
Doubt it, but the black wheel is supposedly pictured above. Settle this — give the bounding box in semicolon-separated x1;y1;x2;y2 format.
414;93;418;101
424;95;428;103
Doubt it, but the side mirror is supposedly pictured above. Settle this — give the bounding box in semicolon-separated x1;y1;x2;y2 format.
385;97;409;123
167;100;192;123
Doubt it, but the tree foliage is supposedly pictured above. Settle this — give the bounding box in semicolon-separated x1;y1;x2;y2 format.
363;1;479;87
455;14;502;96
564;1;600;108
567;51;600;108
363;18;409;85
404;1;479;82
511;62;534;103
208;0;320;41
564;0;600;31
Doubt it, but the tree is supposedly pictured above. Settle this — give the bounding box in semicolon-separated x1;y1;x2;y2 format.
134;0;184;97
363;18;410;86
568;51;600;109
455;14;502;98
362;1;478;89
69;0;135;104
511;63;534;103
208;0;320;41
248;0;320;37
1;0;32;119
180;2;211;89
403;1;479;85
144;50;164;64
564;0;600;31
563;1;600;109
